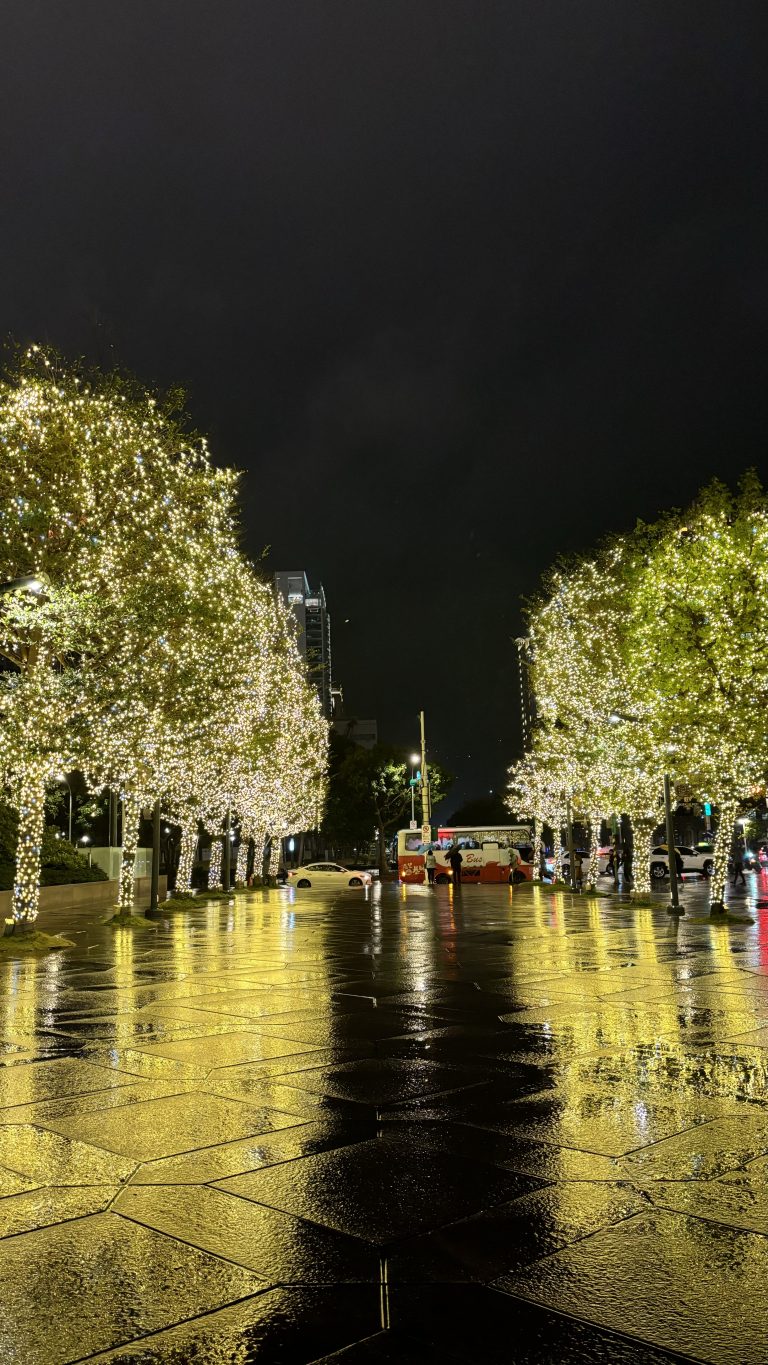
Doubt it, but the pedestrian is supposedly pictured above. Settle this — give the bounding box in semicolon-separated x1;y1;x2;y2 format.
731;843;746;887
425;847;437;885
509;845;522;881
573;850;584;887
674;847;683;881
448;843;463;888
606;847;615;878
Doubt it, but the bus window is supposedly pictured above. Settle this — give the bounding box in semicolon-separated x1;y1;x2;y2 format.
404;833;422;853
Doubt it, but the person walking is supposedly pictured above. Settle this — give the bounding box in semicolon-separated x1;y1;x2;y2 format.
731;842;746;887
448;843;463;889
425;847;437;885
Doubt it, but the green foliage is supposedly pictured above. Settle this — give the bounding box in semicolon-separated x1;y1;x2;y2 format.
323;735;452;861
512;470;768;909
0;802;107;888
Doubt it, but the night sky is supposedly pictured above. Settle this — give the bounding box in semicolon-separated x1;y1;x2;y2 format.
2;3;767;809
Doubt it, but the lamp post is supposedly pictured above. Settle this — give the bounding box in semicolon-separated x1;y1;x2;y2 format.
222;807;232;891
663;773;682;915
149;798;161;912
565;797;579;892
419;714;430;828
78;834;92;867
55;772;73;844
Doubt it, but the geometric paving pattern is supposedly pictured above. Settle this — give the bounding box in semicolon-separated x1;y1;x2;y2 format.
0;878;767;1362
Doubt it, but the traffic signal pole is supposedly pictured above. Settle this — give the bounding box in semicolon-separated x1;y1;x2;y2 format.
419;710;430;828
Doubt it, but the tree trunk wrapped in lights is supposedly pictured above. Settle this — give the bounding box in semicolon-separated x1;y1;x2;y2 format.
585;811;602;890
207;837;223;890
267;834;282;882
11;759;48;925
709;797;739;910
551;825;564;882
251;829;267;882
532;817;542;881
628;816;657;896
235;838;249;886
175;824;198;893
118;791;141;915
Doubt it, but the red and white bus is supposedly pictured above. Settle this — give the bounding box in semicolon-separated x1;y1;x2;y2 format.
397;825;535;885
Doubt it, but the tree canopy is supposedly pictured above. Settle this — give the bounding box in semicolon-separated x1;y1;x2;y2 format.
509;473;768;909
0;346;328;925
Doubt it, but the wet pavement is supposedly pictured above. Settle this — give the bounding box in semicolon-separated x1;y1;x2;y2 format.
1;875;768;1362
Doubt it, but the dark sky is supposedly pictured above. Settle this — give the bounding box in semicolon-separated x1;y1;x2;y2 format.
2;2;768;809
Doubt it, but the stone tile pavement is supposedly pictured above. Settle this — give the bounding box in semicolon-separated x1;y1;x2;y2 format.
0;876;766;1361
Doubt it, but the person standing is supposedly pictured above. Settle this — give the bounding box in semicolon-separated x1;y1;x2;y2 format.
425;847;437;885
448;843;463;888
573;850;584;888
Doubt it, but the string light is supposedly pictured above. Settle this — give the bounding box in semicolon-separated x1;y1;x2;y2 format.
0;346;329;924
508;475;768;912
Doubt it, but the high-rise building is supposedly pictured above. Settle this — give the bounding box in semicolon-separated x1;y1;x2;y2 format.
274;570;333;717
514;636;536;749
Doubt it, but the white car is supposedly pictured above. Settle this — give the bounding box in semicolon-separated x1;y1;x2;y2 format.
561;847;612;878
650;845;714;879
287;862;372;889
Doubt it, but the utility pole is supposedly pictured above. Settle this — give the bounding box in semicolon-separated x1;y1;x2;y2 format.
109;790;119;848
223;807;232;892
419;710;430;828
664;773;683;915
566;798;579;892
149;798;161;912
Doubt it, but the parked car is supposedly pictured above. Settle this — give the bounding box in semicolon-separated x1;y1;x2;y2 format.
562;847;612;878
287;862;372;889
545;847;611;878
650;845;714;880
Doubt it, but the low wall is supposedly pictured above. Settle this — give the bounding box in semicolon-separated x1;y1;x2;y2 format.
0;875;168;918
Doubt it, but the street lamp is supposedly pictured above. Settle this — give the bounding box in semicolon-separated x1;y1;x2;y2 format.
409;753;420;825
0;575;47;598
55;772;73;843
78;834;92;867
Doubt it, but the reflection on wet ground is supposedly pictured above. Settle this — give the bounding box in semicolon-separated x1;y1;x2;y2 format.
1;878;768;1361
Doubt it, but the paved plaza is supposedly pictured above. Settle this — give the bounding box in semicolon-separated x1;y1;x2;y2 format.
0;877;767;1362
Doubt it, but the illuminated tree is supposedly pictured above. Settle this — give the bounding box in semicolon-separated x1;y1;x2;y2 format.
628;475;768;909
0;347;206;925
72;376;243;914
507;747;567;880
0;346;330;925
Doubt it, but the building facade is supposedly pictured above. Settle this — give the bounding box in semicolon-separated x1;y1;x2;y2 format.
331;717;378;749
274;570;333;718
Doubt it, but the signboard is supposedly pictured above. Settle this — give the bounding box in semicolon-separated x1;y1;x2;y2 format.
421;822;431;843
409;820;418;831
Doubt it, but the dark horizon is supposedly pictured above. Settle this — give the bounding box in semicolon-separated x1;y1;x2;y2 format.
3;1;767;809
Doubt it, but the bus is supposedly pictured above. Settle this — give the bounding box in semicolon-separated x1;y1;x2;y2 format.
397;825;535;885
